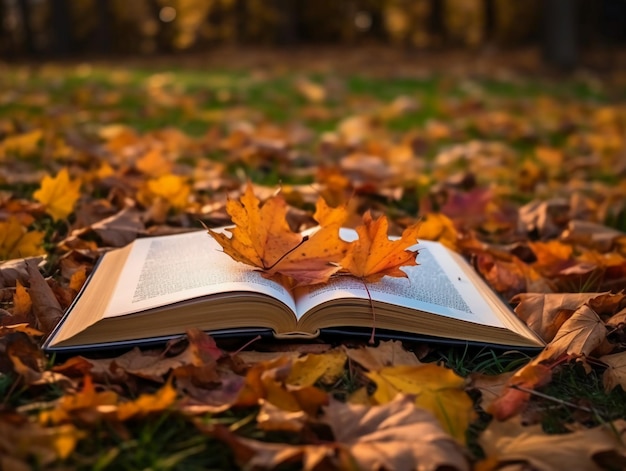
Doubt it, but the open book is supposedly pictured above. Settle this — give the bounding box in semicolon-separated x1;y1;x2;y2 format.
43;229;544;353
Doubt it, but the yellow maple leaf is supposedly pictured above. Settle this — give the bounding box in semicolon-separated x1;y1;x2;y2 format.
116;381;177;421
33;168;81;221
417;212;458;250
0;217;45;260
141;174;191;210
0;129;43;159
366;363;476;444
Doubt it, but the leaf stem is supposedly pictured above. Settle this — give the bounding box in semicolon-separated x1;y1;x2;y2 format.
264;235;310;271
360;278;376;344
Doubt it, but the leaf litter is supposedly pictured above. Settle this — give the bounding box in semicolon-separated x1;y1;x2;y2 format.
1;54;626;468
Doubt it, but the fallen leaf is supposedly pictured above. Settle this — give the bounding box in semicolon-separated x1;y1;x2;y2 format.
539;303;608;361
286;350;347;387
344;339;423;371
366;363;475;443
209;183;348;285
12;281;32;317
26;260;64;333
512;292;604;342
469;371;515;412
0;217;45;261
0;416;84;465
416;212;458;249
487;362;553;421
116;381;177;420
39;376;118;425
340;211;421;282
324;395;469;471
600;351;626;392
477;418;626;471
33;168;81;221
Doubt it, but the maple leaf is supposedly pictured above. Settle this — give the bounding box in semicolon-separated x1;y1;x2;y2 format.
0;217;45;260
33;167;81;221
366;363;476;443
209;183;349;285
512;292;603;342
538;303;608;361
600;351;626;392
340;211;420;283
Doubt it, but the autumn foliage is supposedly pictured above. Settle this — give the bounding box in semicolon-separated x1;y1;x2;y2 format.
1;55;626;469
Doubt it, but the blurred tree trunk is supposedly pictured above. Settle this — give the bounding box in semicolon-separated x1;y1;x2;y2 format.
17;0;35;55
428;0;445;46
235;0;247;43
484;0;495;43
542;0;578;69
276;0;300;45
95;0;112;54
50;0;72;56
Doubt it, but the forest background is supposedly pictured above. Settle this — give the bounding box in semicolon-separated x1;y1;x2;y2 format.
2;0;626;470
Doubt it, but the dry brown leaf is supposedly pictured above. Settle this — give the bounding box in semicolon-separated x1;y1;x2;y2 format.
324;395;469;471
26;260;63;333
0;415;84;465
469;371;515;411
343;339;423;371
478;418;626;471
600;351;626;392
512;292;605;342
256;399;309;433
538;303;608;361
90;206;145;247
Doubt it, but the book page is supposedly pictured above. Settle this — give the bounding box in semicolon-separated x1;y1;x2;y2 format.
104;230;296;318
294;238;506;328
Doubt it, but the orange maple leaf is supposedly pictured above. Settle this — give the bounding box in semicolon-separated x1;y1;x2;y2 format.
209;183;349;286
340;211;420;282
